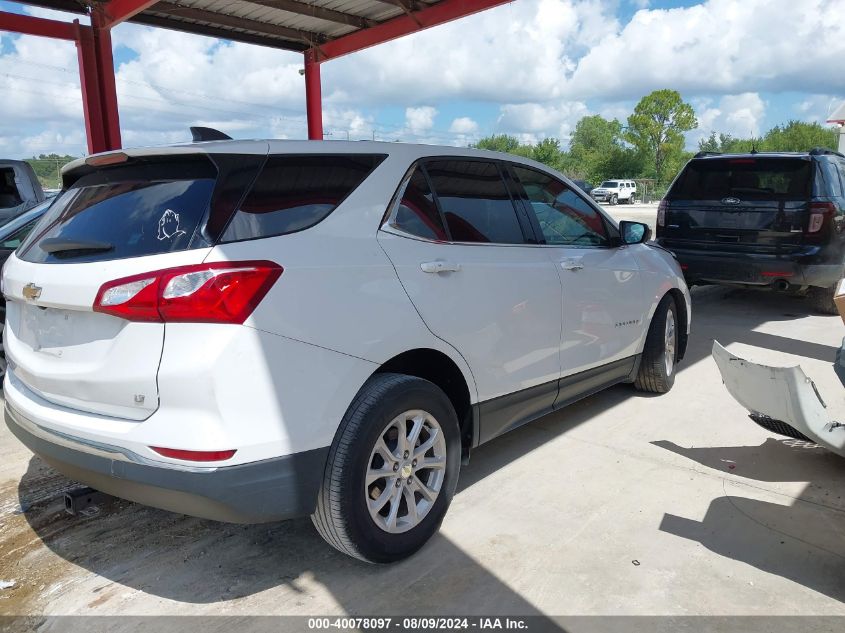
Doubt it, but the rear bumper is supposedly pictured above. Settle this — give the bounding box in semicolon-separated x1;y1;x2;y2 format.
663;247;844;288
5;401;328;523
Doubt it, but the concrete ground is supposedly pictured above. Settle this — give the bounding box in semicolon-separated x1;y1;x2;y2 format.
1;209;844;619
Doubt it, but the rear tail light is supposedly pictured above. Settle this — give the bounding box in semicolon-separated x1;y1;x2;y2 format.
657;199;668;227
807;202;835;234
94;261;282;323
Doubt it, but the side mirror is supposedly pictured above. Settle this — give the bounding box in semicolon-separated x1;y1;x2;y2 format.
619;220;652;245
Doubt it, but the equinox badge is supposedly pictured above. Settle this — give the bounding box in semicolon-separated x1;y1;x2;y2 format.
22;283;42;300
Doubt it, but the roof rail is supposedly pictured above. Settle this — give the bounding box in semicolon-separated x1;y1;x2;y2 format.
693;151;722;158
808;147;844;158
190;126;232;142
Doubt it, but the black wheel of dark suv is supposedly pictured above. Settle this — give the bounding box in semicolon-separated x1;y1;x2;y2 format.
312;373;461;563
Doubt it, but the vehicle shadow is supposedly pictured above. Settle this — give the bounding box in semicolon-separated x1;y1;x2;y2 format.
10;285;844;610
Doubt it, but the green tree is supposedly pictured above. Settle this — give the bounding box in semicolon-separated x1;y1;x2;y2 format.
761;120;837;152
531;138;564;170
473;134;532;158
567;115;643;184
625;89;697;182
25;153;77;189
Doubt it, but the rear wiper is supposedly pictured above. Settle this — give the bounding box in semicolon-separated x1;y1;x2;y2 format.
39;237;113;254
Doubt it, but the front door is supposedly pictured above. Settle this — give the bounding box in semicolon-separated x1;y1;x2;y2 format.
378;159;563;441
510;165;647;379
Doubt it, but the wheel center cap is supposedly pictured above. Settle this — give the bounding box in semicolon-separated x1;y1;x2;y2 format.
400;463;413;479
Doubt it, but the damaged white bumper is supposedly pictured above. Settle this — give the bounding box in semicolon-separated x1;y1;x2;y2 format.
712;341;845;458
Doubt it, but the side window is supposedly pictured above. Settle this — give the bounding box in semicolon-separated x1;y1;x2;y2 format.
1;219;39;249
835;159;845;197
513;166;610;247
390;167;447;240
221;154;385;242
425;160;525;244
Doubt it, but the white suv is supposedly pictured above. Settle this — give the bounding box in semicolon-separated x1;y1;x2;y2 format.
2;141;690;563
591;179;637;205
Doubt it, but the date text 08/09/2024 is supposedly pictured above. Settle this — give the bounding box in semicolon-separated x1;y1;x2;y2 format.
307;618;529;630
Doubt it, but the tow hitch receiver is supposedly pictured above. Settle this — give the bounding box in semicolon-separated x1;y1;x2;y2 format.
64;487;112;516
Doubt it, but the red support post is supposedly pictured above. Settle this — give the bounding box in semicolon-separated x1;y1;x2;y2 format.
91;11;122;151
304;50;323;141
75;23;109;154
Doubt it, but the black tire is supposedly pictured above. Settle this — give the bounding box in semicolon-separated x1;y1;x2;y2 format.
610;194;618;206
312;373;461;563
807;284;838;315
634;295;678;393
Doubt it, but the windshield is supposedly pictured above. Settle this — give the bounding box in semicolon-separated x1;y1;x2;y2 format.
600;181;618;188
670;158;812;200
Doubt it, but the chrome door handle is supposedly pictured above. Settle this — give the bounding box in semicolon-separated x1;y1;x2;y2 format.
420;261;461;274
560;259;584;272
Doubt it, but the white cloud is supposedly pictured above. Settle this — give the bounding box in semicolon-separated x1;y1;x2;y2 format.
496;101;590;143
567;0;845;100
796;95;842;123
449;117;479;134
405;106;438;134
693;93;766;146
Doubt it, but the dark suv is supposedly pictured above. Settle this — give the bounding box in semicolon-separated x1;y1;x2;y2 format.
656;148;845;313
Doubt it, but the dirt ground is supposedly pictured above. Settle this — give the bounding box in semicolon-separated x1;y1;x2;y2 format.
1;284;844;623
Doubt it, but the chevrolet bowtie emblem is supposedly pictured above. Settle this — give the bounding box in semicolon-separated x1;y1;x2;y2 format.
22;283;42;301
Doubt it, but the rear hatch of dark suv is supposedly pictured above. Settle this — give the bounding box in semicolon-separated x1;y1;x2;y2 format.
657;155;817;284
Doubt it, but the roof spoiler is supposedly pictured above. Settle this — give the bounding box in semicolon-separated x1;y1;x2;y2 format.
809;147;844;158
693;151;721;158
190;126;232;142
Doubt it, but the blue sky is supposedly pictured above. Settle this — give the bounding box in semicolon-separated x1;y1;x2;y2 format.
0;0;842;157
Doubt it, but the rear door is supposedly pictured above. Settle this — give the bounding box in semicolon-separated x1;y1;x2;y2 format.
660;157;813;257
509;164;646;377
378;158;563;437
2;152;263;420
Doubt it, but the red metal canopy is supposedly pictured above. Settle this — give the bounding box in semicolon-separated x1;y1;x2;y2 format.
0;0;512;153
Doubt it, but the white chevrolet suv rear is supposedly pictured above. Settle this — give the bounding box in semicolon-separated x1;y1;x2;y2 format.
3;140;690;563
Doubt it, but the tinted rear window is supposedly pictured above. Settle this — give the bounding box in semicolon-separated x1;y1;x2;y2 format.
425;159;525;244
19;158;216;264
220;154;385;242
670;158;812;200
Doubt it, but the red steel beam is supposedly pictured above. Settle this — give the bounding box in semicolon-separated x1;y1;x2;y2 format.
91;11;122;150
316;0;512;61
75;25;109;154
100;0;161;29
304;50;323;140
0;10;78;40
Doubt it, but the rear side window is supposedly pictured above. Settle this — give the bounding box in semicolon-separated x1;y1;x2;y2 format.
513;166;610;247
818;160;843;197
19;159;216;264
670;158;812;200
221;154;385;242
391;167;447;240
0;167;23;209
425;159;524;244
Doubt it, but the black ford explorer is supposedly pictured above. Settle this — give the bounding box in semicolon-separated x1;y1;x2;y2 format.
656;148;845;313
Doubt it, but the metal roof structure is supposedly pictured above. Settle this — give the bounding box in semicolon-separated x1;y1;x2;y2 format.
1;0;512;152
827;101;845;126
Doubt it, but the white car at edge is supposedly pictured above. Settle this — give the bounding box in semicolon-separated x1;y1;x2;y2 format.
2;140;691;563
